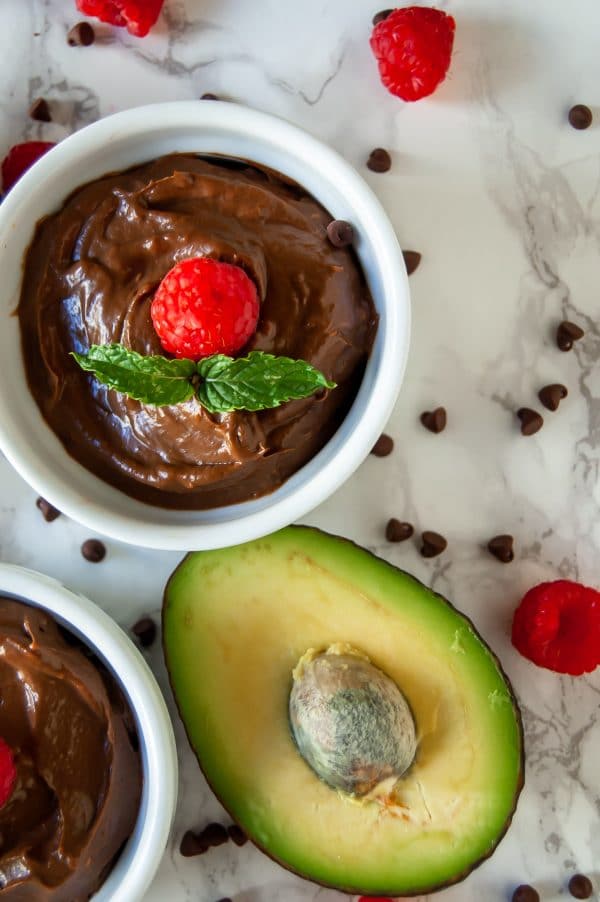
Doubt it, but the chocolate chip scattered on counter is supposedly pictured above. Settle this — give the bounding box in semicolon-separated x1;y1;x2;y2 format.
557;320;584;351
487;534;514;563
179;830;208;857
420;531;447;558
372;8;393;25
81;539;106;563
36;496;61;522
512;886;540;902
402;250;422;275
227;824;248;846
517;408;544;436
201;92;219;100
67;21;95;46
326;219;354;248
131;616;156;648
215;898;232;902
29;98;51;122
568;104;593;130
180;822;229;856
568;874;594;899
386;518;414;542
371;433;394;457
367;147;392;173
538;383;568;412
420;407;446;433
202;823;229;847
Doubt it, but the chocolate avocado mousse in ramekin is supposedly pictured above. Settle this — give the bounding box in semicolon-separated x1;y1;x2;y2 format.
0;564;177;902
18;153;376;510
0;102;410;549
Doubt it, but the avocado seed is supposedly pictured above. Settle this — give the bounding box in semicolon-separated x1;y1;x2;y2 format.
289;645;416;796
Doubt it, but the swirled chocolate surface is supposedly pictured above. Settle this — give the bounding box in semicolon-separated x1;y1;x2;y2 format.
18;154;377;509
0;599;142;900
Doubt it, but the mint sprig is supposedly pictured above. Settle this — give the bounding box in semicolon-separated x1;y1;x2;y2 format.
72;345;335;413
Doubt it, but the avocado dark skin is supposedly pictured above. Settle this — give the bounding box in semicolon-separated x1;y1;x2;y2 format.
162;526;525;897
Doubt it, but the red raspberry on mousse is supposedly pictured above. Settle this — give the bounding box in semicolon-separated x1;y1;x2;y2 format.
0;737;16;809
150;257;260;361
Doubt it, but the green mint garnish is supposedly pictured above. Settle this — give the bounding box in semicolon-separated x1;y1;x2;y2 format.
196;351;334;413
72;345;197;406
71;344;335;413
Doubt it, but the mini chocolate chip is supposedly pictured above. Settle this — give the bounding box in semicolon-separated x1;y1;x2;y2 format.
367;147;392;173
420;407;446;433
557;320;584;351
568;874;594;899
326;219;354;248
568;104;593;130
487;534;514;563
371;433;394;457
227;824;248;846
180;830;208;857
538;383;568;412
201;92;219;100
372;8;393;25
36;497;61;522
29;98;51;122
67;21;95;46
512;886;540;902
517;408;544;436
81;539;106;563
420;531;447;558
201;823;228;847
131;616;156;648
402;250;422;275
386;518;413;542
215;898;232;902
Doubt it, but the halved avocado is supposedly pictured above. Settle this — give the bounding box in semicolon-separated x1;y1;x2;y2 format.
163;526;524;896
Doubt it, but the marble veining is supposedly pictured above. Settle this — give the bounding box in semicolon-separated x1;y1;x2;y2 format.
1;0;599;899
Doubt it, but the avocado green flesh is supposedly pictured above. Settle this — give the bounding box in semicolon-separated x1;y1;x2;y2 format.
163;526;523;895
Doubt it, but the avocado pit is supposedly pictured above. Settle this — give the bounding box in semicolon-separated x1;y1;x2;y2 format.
289;644;417;796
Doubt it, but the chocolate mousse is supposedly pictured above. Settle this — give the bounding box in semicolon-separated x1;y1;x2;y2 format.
18;154;377;509
0;599;142;900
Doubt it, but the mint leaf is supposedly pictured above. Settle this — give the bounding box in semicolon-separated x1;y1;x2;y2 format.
71;345;336;412
71;344;196;406
196;351;336;413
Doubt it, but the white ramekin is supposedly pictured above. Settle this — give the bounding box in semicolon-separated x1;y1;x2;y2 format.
0;101;410;550
0;563;177;902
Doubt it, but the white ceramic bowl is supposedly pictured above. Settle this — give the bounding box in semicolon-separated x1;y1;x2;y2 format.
0;101;410;550
0;563;177;902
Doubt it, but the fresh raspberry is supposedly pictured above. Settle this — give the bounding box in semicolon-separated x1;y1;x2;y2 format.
512;580;600;676
1;142;55;193
0;738;16;809
358;898;393;902
151;258;260;361
75;0;164;37
370;6;456;102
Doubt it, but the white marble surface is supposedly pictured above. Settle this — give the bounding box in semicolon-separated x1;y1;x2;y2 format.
2;0;600;900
